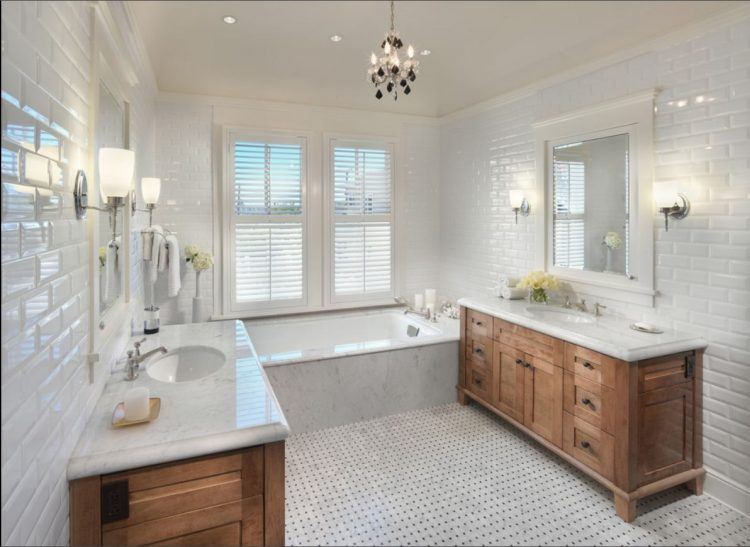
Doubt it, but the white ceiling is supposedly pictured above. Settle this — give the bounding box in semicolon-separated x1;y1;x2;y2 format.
130;1;739;117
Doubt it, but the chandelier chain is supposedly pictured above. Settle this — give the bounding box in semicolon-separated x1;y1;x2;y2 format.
390;0;395;31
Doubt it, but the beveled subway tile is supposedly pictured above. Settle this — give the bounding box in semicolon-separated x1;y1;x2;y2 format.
22;152;50;187
1;299;21;342
38;130;60;162
48;220;70;247
38;249;60;282
21;286;50;328
59;244;77;273
1;327;37;376
36;189;62;220
49;275;71;307
2;107;36;151
1;147;21;181
1;223;21;262
1;183;36;221
37;308;61;347
1;257;36;299
21;221;50;257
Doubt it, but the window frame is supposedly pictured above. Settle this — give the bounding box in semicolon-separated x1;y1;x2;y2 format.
324;134;398;307
222;128;309;315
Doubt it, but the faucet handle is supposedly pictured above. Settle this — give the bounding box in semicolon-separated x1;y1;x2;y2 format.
134;337;147;348
127;349;134;358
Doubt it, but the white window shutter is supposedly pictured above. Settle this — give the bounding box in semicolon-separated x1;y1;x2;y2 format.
553;159;585;270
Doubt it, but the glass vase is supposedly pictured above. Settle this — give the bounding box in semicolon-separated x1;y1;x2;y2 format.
530;287;548;304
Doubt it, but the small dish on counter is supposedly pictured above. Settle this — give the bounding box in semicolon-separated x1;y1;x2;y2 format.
112;397;161;428
630;322;663;334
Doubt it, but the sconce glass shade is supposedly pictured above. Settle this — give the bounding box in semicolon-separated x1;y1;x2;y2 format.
141;177;161;205
98;148;135;199
509;189;525;209
653;182;678;208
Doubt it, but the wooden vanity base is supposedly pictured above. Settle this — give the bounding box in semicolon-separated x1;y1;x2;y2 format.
70;441;285;546
458;306;704;523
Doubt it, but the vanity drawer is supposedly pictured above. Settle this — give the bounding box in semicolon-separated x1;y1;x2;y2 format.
564;344;617;388
466;357;493;402
466;309;493;339
465;334;492;366
101;448;263;531
563;372;615;434
638;351;694;393
563;412;614;481
493;318;564;366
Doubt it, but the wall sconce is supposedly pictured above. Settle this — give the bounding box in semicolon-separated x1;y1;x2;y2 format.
133;177;161;226
75;148;135;241
509;189;530;223
654;183;690;231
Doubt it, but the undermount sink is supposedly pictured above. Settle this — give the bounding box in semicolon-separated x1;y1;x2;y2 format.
147;345;226;383
525;305;596;324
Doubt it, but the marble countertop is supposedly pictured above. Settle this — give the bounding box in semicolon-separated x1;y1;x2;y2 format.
68;320;289;480
458;296;707;361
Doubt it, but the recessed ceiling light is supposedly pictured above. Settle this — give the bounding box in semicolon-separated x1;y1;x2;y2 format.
223;15;236;24
420;49;431;56
330;35;343;42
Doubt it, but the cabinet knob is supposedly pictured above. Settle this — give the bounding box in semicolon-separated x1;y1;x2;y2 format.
515;358;523;365
475;320;483;327
475;347;484;355
474;377;482;386
580;440;591;450
582;361;594;370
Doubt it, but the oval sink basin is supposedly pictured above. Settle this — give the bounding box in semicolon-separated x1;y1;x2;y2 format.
147;346;226;383
525;306;596;324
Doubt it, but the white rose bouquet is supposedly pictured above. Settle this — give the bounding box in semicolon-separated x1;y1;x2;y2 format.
602;231;623;250
517;271;560;304
185;245;213;298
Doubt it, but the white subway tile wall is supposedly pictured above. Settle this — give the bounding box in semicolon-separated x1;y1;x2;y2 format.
440;18;750;512
1;1;156;545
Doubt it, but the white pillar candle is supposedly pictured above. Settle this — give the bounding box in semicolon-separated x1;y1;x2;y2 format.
123;387;150;421
414;293;424;310
424;288;437;307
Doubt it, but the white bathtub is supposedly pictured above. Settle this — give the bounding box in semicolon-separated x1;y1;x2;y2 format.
246;308;458;366
244;308;460;433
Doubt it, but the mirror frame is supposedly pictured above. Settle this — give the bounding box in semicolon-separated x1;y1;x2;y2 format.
88;2;138;352
533;90;656;307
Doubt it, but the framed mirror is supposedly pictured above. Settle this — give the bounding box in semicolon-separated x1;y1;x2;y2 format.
534;91;656;306
97;81;125;315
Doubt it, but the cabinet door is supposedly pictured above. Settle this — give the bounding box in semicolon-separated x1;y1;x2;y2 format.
523;355;563;447
493;342;525;422
637;382;694;486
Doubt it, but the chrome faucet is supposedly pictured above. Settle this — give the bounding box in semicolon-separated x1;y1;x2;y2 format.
394;297;437;323
125;338;167;381
594;303;607;317
573;299;588;313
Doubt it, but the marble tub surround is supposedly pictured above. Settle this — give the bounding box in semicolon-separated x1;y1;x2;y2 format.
458;297;707;362
265;341;458;434
68;321;288;480
245;308;460;367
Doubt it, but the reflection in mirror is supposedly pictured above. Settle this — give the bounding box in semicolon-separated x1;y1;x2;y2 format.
552;133;629;276
97;82;125;314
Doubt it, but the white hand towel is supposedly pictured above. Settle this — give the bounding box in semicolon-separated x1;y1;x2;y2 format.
501;286;526;300
104;237;120;303
165;234;181;297
498;275;520;288
142;225;163;283
157;233;169;273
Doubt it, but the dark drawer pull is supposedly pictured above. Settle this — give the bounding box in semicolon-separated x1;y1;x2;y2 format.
515;358;523;365
580;440;591;450
473;319;484;327
473;377;482;386
581;398;596;411
582;361;594;370
474;347;484;355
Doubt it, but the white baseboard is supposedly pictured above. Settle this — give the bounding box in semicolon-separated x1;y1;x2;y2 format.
704;469;750;518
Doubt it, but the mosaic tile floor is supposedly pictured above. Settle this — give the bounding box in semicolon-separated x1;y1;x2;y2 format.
285;402;750;546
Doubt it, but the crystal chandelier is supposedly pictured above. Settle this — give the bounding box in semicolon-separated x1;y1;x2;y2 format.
367;0;419;101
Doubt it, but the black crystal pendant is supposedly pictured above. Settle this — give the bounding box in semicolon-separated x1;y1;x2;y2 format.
377;67;385;77
375;89;383;100
387;82;393;92
371;74;377;84
391;64;400;74
408;69;416;81
404;85;411;95
400;79;406;87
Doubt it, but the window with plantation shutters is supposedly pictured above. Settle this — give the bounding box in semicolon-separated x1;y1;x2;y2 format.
330;140;394;300
228;134;306;310
552;157;585;270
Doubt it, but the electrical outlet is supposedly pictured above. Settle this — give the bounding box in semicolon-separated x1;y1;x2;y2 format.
101;480;129;524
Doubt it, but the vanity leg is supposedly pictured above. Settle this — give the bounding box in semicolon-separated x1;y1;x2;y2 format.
614;493;637;523
686;474;704;496
457;388;468;406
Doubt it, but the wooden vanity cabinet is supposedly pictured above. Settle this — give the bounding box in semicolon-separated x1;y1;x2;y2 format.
70;442;285;546
458;306;704;523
